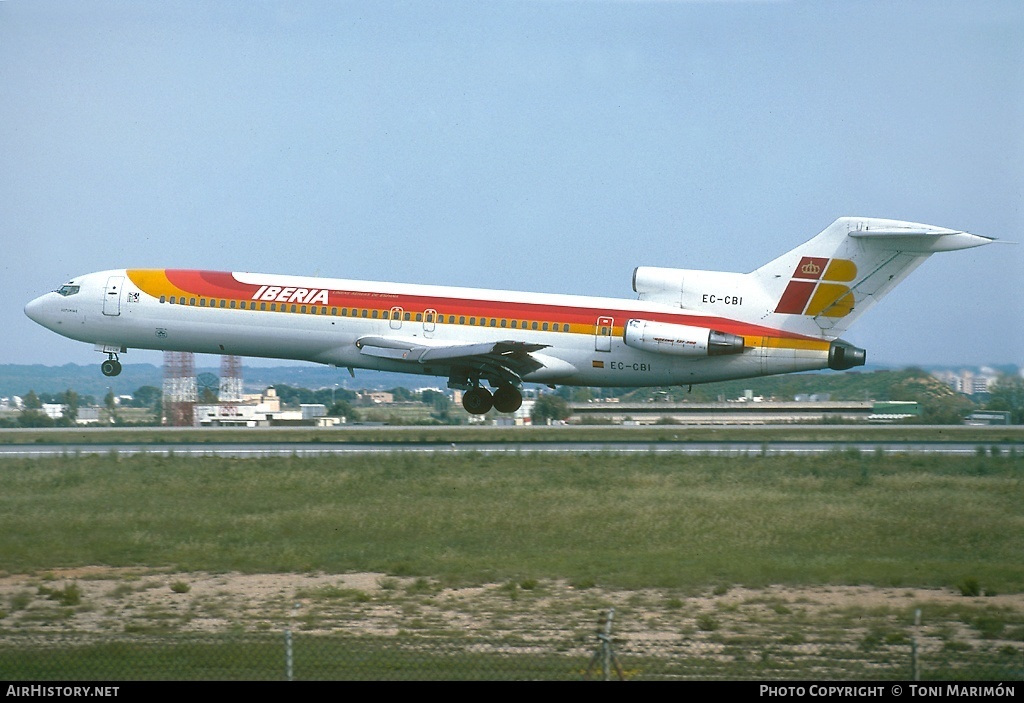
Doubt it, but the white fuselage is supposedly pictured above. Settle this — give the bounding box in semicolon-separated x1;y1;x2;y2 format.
24;268;835;388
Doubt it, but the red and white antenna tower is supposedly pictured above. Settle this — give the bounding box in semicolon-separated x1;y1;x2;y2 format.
219;355;244;402
162;351;196;426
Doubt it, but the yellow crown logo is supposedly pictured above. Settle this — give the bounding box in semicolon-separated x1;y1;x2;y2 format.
801;261;821;276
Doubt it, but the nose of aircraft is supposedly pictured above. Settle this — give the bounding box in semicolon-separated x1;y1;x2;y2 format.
24;294;53;328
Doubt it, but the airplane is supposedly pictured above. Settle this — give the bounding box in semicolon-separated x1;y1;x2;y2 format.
25;217;992;415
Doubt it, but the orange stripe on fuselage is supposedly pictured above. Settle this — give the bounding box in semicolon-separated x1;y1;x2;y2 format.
126;269;830;351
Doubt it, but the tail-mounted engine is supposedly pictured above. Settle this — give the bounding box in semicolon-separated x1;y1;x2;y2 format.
828;340;867;370
624;319;745;357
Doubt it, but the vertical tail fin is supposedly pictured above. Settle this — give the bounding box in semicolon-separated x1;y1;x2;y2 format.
750;217;992;338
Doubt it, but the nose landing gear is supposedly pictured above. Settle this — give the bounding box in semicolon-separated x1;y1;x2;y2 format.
101;354;122;377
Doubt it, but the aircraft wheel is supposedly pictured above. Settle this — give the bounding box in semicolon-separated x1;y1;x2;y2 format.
101;359;122;377
492;384;522;414
462;387;493;415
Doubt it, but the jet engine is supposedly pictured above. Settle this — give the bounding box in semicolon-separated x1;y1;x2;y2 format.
828;340;867;370
623;319;745;357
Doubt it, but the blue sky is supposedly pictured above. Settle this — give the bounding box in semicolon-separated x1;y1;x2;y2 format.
3;0;1021;369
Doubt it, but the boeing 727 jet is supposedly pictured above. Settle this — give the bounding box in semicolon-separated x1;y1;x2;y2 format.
25;217;992;414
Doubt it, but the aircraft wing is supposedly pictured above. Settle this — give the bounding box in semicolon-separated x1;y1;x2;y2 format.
355;335;550;386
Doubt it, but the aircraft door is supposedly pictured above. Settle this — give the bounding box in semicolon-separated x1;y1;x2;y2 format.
423;308;437;338
390;306;403;330
103;276;124;316
595;316;614;352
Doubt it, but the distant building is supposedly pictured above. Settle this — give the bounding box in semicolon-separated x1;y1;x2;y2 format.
76;407;101;425
193;388;340;427
362;391;394;404
932;369;999;396
41;403;65;420
965;411;1011;426
240;387;281;412
869;401;921;423
300;404;327;420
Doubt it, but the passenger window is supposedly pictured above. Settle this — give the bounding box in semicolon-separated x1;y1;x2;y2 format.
159;295;166;303
542;323;549;331
532;322;538;330
189;298;196;306
331;307;337;315
416;313;422;322
230;300;236;309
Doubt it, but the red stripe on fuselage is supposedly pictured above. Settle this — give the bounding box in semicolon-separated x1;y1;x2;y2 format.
165;270;260;299
159;270;820;342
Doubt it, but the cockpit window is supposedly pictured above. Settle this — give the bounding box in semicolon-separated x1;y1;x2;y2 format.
57;285;80;297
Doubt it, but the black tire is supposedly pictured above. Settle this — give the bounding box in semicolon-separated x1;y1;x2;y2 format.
101;359;122;377
462;387;493;415
492;384;523;413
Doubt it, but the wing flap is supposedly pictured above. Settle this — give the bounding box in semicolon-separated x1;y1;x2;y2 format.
357;336;502;363
355;335;553;385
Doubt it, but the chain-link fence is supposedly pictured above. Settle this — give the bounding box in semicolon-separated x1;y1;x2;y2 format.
2;617;1020;681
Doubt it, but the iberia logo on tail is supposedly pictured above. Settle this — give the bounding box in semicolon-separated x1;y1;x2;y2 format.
774;257;857;318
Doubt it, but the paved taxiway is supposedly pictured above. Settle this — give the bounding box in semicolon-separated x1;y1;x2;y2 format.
0;440;1018;458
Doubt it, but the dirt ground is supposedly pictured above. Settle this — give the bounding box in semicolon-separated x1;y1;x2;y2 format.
2;567;1022;651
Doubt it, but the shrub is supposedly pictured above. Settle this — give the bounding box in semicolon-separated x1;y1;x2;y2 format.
38;582;82;606
958;578;981;597
696;613;719;631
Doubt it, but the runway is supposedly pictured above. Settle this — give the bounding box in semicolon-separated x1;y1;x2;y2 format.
0;440;1018;458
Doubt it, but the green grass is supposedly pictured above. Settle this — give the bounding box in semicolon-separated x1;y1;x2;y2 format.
2;628;1018;680
1;424;1023;446
0;633;595;680
0;450;1021;591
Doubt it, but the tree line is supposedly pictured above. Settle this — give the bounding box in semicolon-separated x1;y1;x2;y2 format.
2;370;1022;427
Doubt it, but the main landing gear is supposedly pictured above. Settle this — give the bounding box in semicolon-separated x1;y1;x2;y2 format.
101;354;122;377
461;383;523;415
